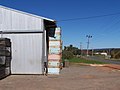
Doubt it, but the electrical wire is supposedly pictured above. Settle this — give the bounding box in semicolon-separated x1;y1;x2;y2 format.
98;15;120;31
95;17;120;40
57;12;120;22
103;19;120;33
93;16;120;38
76;14;120;43
58;12;120;48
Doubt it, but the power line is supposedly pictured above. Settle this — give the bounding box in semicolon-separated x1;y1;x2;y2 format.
94;17;120;41
98;15;120;32
100;15;120;33
57;12;120;22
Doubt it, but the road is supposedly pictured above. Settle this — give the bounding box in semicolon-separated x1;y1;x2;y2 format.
87;56;120;64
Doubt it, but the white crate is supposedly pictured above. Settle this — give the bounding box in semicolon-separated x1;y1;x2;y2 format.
48;61;60;68
48;54;61;60
49;40;61;46
48;68;60;74
49;47;61;54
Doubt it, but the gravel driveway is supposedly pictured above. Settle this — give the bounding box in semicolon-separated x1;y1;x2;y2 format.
0;65;120;90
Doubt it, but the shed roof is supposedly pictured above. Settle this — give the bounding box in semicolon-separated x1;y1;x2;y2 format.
0;5;55;22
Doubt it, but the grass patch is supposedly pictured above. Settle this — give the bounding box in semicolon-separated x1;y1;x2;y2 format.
68;57;107;64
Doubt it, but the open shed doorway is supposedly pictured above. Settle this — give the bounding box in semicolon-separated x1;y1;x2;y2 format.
43;20;57;74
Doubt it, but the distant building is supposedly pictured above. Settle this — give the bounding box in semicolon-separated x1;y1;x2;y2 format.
100;52;107;56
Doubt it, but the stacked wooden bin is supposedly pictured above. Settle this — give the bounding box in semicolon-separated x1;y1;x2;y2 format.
0;38;11;79
48;27;62;74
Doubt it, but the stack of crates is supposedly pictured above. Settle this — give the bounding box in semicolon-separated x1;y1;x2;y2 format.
48;27;62;74
0;38;11;79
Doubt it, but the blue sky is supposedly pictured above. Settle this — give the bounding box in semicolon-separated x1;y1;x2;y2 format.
0;0;120;49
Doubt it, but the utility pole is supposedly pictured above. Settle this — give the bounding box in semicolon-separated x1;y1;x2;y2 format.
86;35;92;56
80;42;82;56
92;48;94;56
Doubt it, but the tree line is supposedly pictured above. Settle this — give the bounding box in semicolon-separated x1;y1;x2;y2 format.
62;45;120;59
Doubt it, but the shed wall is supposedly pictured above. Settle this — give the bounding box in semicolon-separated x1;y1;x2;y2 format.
0;6;43;31
0;6;57;74
3;33;44;74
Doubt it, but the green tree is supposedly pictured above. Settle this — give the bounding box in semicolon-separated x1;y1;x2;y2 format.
62;50;74;59
62;45;80;59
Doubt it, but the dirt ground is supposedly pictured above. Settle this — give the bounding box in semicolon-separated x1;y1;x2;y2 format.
0;65;120;90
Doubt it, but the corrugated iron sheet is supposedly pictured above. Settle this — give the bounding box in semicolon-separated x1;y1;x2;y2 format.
0;6;43;31
3;33;44;74
0;5;57;75
0;5;56;32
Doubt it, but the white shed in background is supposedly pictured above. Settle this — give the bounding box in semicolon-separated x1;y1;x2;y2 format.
0;5;57;74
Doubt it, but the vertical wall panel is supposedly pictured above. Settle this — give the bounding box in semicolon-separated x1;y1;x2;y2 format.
0;6;43;31
3;33;43;74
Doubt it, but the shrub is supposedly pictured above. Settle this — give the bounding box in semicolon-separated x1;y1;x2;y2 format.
62;50;74;59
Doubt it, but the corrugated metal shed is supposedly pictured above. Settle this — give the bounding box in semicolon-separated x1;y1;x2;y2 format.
0;5;56;74
4;33;44;74
0;5;54;31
